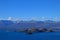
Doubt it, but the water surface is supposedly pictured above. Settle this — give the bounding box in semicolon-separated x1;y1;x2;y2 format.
0;31;60;40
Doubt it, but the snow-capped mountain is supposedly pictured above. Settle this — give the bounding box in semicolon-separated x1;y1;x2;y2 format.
0;18;60;31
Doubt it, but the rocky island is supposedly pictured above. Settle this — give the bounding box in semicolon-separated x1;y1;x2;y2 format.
18;27;54;34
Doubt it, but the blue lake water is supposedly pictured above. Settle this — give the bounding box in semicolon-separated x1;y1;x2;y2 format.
0;31;60;40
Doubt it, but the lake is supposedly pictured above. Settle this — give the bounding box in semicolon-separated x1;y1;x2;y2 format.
0;31;60;40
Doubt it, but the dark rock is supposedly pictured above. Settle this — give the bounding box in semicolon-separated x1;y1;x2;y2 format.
47;29;54;32
37;28;48;32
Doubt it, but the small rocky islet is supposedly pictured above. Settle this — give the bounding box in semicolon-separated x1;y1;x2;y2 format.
14;27;54;34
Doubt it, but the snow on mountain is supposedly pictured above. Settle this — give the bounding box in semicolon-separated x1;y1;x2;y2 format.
0;17;60;31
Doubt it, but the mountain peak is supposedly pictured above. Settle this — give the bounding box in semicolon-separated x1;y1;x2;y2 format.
7;17;12;20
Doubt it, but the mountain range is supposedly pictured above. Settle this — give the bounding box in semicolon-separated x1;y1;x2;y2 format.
0;20;60;31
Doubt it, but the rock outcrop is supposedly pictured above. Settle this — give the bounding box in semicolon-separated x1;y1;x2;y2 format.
18;28;54;34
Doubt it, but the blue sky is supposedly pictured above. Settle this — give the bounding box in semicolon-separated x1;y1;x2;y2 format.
0;0;60;20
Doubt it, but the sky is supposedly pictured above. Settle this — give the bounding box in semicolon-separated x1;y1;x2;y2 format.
0;0;60;20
